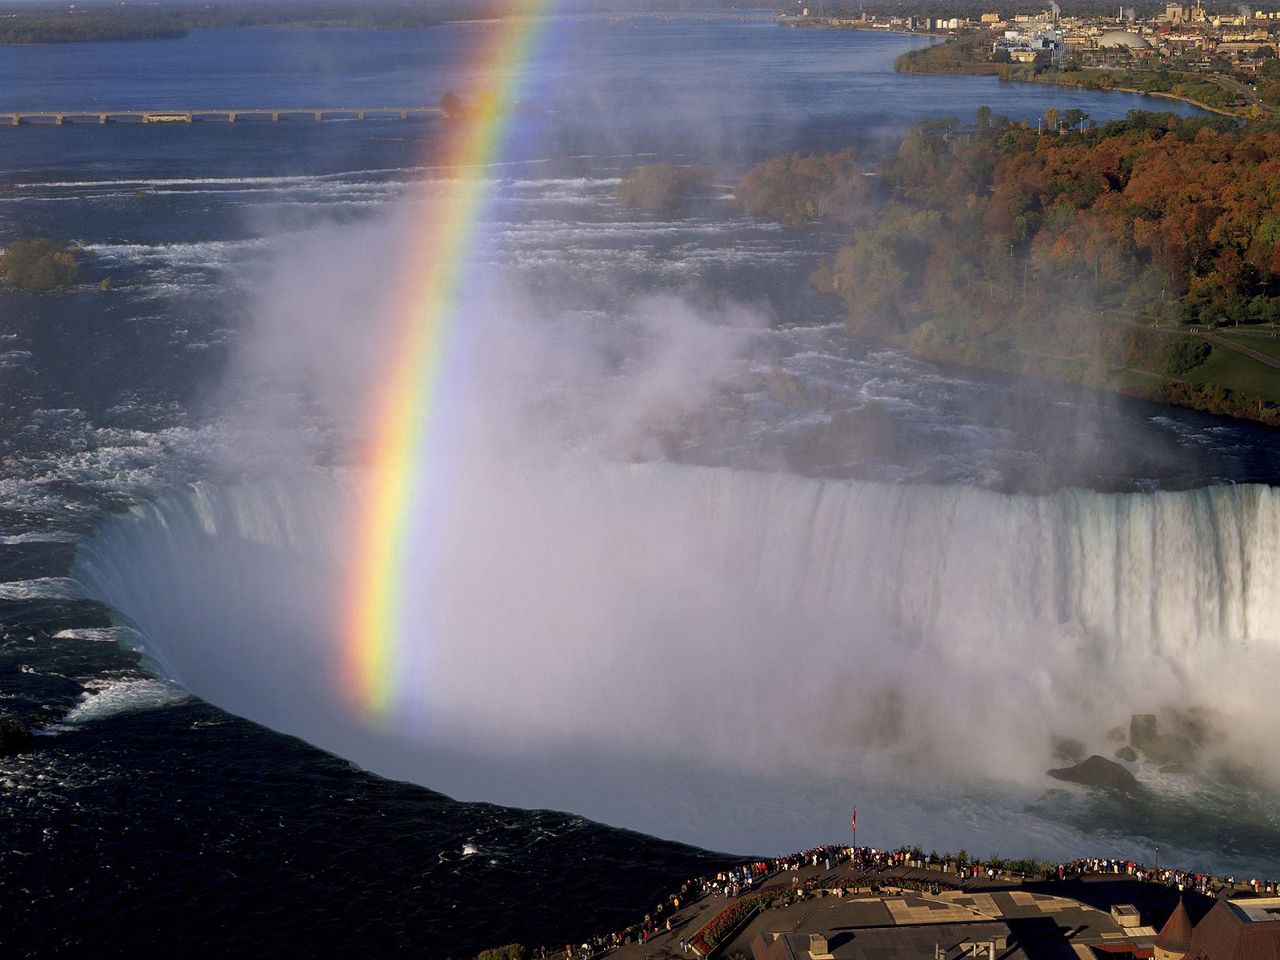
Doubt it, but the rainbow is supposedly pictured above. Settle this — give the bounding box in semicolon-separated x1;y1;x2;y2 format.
341;4;554;721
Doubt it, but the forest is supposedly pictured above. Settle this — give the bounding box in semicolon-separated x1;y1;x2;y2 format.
736;110;1280;424
0;2;449;43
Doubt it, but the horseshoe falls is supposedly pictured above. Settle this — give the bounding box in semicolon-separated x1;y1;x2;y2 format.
70;463;1280;863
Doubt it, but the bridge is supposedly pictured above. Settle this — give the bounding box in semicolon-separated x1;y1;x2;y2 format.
0;106;444;126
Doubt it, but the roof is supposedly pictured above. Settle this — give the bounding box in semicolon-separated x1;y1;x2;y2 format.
1189;899;1280;960
1155;900;1193;953
1098;29;1153;47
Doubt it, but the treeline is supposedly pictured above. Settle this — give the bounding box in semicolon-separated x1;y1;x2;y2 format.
0;14;187;44
895;40;1253;116
800;0;1186;19
0;2;454;43
735;110;1280;423
895;34;1003;75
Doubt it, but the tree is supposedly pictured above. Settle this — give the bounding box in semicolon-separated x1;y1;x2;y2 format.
618;163;710;215
0;238;80;291
1164;338;1211;376
440;90;464;118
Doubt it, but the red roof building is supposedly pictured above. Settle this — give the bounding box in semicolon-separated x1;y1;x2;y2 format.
1187;898;1280;960
1155;899;1194;960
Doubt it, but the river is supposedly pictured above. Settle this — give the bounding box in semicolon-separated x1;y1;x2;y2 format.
1;17;1277;957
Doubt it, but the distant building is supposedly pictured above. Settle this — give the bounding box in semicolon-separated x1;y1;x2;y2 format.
1097;29;1154;49
994;26;1066;61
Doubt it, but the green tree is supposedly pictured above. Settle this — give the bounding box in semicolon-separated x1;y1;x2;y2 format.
0;238;80;291
618;163;711;215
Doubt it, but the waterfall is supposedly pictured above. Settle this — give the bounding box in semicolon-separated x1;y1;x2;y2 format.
71;462;1280;791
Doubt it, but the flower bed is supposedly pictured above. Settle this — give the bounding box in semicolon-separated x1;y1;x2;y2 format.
688;892;771;956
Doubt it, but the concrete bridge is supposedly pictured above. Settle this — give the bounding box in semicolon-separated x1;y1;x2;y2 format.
1;106;444;126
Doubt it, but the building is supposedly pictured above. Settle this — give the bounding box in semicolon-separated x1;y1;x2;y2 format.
1185;897;1280;960
1153;899;1194;960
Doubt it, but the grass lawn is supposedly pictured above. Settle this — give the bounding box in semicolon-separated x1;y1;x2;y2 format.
1217;330;1280;363
1191;343;1280;403
1111;368;1167;390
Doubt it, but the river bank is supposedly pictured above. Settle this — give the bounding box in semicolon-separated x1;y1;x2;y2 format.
894;34;1258;120
733;108;1280;429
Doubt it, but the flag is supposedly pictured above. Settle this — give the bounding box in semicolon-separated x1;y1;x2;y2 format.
851;807;857;831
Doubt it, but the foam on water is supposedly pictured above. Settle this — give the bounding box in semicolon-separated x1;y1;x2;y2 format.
52;625;148;646
0;578;84;600
59;678;190;726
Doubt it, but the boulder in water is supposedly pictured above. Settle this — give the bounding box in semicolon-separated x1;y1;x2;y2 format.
0;720;32;756
1130;714;1158;750
1114;746;1138;762
1052;736;1087;763
1048;755;1141;792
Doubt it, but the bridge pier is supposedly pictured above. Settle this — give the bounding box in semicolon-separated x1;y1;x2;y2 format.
400;109;409;120
54;114;65;125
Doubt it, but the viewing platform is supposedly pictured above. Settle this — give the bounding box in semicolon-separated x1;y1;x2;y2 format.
0;106;444;126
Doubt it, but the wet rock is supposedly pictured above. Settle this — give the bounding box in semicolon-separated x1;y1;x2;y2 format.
0;720;33;756
1159;763;1188;775
1048;755;1141;792
1130;714;1158;750
1052;736;1087;763
1115;746;1139;762
1129;713;1192;764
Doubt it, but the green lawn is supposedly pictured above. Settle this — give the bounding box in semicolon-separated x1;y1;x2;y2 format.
1191;343;1280;403
1111;368;1167;390
1217;330;1280;363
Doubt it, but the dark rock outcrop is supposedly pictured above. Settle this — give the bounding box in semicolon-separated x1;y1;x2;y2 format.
1114;746;1139;762
1128;713;1194;764
1052;736;1086;763
1048;754;1141;791
0;720;32;756
1130;714;1158;750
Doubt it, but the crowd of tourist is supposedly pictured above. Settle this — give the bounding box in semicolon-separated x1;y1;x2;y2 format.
543;842;1280;960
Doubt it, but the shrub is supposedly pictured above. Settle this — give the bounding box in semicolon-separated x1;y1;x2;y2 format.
475;945;525;960
0;238;81;291
618;162;711;215
1164;338;1212;376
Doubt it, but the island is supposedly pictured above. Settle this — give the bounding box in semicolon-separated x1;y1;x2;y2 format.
736;109;1280;425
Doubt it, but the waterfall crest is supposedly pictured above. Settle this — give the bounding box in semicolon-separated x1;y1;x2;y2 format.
72;464;1280;787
